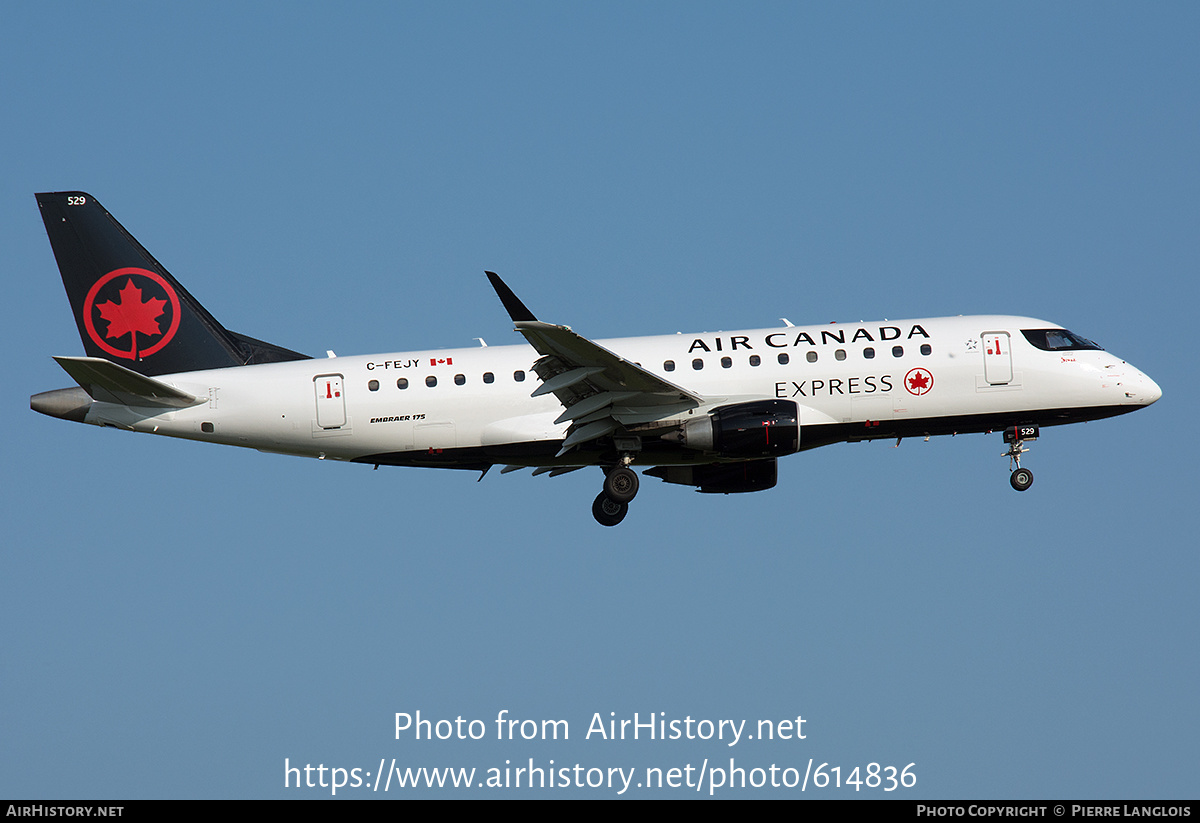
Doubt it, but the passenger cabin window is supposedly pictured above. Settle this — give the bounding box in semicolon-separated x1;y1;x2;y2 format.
483;372;494;384
863;347;875;359
397;378;408;389
692;358;704;370
777;353;789;365
749;355;761;367
806;351;818;363
368;380;379;391
514;370;525;382
426;376;437;387
1021;329;1104;351
664;360;675;372
920;344;932;356
892;346;904;357
721;357;732;369
454;374;466;386
835;349;846;361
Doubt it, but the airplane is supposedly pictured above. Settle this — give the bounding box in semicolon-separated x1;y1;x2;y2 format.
31;191;1162;526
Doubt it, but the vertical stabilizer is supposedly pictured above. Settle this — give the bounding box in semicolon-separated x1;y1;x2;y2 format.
36;191;308;376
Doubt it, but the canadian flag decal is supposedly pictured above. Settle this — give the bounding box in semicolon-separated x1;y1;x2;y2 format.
430;357;453;366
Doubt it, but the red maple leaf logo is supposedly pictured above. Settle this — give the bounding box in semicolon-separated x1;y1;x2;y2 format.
82;268;182;361
96;279;165;339
905;368;934;395
95;278;166;357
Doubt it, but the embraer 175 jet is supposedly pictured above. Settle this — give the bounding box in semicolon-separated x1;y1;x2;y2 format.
31;192;1161;526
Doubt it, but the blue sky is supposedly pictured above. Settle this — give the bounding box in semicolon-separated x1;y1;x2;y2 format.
2;2;1196;798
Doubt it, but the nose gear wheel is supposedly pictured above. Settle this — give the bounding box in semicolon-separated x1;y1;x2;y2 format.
1010;467;1034;491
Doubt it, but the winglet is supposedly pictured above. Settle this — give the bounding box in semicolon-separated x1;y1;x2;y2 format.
485;271;538;323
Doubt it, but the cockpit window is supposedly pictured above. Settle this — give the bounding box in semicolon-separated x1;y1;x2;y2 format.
1021;329;1104;352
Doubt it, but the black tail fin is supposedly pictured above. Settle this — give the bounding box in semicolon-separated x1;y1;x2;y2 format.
36;191;309;376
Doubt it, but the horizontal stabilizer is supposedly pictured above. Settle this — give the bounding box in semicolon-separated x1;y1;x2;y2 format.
53;356;205;409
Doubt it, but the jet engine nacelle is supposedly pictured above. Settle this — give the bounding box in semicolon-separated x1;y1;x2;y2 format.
671;399;800;457
646;459;779;494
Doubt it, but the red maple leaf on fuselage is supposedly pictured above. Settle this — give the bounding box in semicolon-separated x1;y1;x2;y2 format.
95;278;166;341
908;371;930;391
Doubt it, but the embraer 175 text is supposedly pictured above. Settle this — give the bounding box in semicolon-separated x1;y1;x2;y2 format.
31;192;1162;526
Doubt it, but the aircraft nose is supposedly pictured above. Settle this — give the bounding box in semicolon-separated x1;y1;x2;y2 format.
1132;369;1162;406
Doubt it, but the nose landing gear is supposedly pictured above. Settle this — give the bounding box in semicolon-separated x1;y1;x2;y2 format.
1010;466;1034;491
1003;425;1038;492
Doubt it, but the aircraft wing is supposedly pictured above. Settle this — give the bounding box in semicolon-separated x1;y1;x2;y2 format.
487;272;702;454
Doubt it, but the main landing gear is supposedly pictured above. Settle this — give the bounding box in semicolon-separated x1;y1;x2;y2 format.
592;463;640;526
592;491;627;526
1003;425;1039;492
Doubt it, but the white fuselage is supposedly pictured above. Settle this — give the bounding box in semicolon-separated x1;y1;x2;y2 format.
74;315;1160;469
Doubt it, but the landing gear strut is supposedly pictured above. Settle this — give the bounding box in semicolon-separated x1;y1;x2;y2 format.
1003;425;1038;492
592;458;640;526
